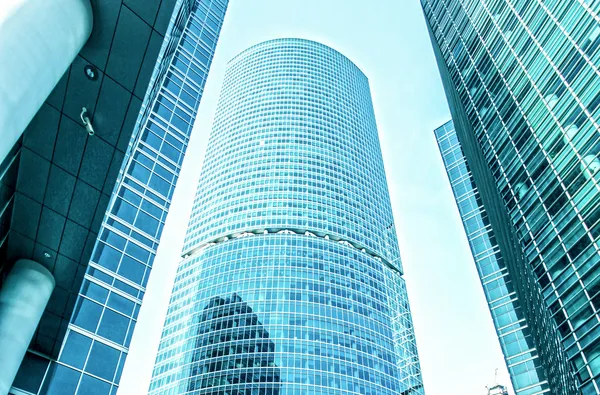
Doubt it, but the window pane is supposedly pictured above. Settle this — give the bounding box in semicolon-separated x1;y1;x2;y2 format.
81;281;109;304
107;293;135;316
59;331;92;369
149;175;171;197
76;373;111;395
160;141;180;162
125;320;136;348
141;200;163;219
97;309;129;345
117;255;145;284
85;342;120;381
73;298;103;332
134;211;159;236
125;243;150;263
113;199;137;224
101;230;126;250
41;364;80;395
92;243;121;271
114;353;126;384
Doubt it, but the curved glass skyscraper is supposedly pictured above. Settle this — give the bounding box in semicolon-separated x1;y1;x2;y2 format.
148;38;424;395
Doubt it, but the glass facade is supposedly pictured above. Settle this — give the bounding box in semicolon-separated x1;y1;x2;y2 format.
436;120;548;394
422;0;600;393
23;1;229;394
148;38;424;394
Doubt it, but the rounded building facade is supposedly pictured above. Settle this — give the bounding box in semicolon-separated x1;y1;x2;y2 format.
149;38;423;395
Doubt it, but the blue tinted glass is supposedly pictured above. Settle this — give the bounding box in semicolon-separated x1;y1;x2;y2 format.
160;141;181;162
133;152;154;169
114;354;126;384
141;200;162;219
73;298;102;332
97;309;129;345
117;255;145;284
85;341;120;381
113;199;137;224
141;268;150;288
42;364;80;395
149;175;170;197
59;331;92;369
120;188;142;206
77;374;111;395
124;320;136;348
148;38;423;395
101;230;126;250
130;230;153;248
129;162;151;183
88;267;113;284
125;243;150;263
113;279;137;297
107;293;135;316
92;243;120;271
81;281;109;303
133;303;141;319
134;211;159;236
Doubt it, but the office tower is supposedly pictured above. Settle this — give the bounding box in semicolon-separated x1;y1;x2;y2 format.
422;0;600;393
0;0;228;394
148;38;424;394
436;120;547;393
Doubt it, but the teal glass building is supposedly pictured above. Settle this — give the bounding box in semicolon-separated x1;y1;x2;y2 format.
436;120;549;394
148;38;424;394
422;0;600;393
6;1;228;394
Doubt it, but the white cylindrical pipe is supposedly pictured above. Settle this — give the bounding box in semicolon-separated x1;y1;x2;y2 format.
0;259;55;395
0;0;93;163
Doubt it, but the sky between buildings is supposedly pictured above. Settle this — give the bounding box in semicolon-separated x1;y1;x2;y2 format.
118;1;515;394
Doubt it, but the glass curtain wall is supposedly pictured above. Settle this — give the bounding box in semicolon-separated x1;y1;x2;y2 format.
422;0;600;393
148;38;424;395
36;1;229;394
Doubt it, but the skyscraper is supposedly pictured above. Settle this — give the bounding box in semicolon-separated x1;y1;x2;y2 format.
148;38;424;394
1;0;228;394
422;0;600;393
435;120;548;393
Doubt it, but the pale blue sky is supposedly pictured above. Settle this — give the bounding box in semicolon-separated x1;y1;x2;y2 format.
118;1;514;394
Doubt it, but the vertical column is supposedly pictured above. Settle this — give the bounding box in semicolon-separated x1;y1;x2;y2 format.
0;259;55;395
0;0;93;163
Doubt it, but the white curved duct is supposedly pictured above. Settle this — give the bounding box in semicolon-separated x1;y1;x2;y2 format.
0;259;55;395
0;0;93;162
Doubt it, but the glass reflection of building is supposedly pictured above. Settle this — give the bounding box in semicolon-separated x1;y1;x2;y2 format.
188;293;281;393
148;38;425;395
422;0;600;393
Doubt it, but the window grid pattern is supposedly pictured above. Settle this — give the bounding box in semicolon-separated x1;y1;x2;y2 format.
36;1;228;394
436;120;549;394
181;39;401;272
422;0;600;393
148;38;424;395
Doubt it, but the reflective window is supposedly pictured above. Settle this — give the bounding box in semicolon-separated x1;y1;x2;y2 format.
42;364;80;395
85;341;120;381
72;298;102;332
60;331;92;369
77;374;111;395
97;309;129;345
